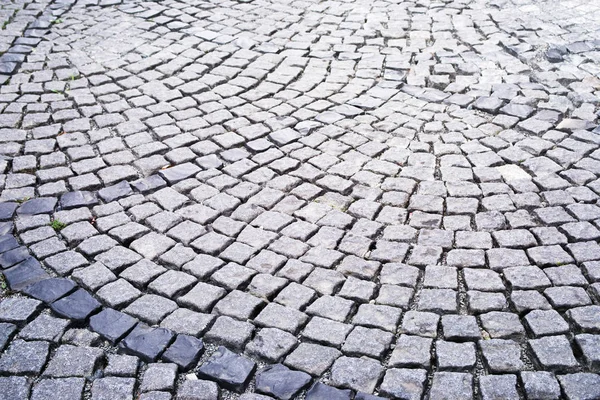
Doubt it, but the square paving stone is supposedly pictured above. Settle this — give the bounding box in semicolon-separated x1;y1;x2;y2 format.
123;294;177;325
379;263;420;287
140;363;178;392
417;289;458;314
96;278;141;309
429;372;473;400
23;277;77;303
423;265;458;289
544;264;588;286
95;246;142;272
441;315;481;341
479;311;525;339
71;262;117;292
574;334;600;370
379;368;427;400
104;354;139;377
389;335;433;368
303;268;346;295
567;305;600;333
468;291;507;313
524;309;570;337
529;335;579;372
178;282;226;313
330;356;384;394
181;254;224;280
148;270;197;298
341;326;394;359
43;345;103;378
130;232;176;260
62;328;101;347
352;304;402;332
204;316;254;351
158;244;197;268
305;295;354;322
0;296;42;324
119;259;166;288
245;327;298;362
510;290;553;314
400;310;440;337
160;308;214;337
436;341;477;371
31;378;85;400
480;339;525;373
0;339;49;375
255;364;311;400
544;286;591;308
503;265;551;290
0;376;30;400
247;274;288;300
520;371;561;400
210;262;256;290
337;256;380;280
120;324;175;362
19;314;70;342
254;302;308;334
375;284;413;309
213;290;265;320
558;373;600;400
91;377;136;400
176;379;220;400
284;342;342;376
198;346;256;392
301;316;352;348
480;374;519;400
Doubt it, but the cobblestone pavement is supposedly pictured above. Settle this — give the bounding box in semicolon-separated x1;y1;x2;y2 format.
0;0;600;398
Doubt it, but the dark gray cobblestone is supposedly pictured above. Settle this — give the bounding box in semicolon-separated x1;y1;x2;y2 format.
0;0;600;398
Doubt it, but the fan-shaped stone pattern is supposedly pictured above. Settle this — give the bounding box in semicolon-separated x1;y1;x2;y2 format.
0;0;600;397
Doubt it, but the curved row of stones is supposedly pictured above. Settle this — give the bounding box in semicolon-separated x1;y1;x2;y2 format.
1;0;600;398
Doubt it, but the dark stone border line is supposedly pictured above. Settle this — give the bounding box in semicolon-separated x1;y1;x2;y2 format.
0;189;366;399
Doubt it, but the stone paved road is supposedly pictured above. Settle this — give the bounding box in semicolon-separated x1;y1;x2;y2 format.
0;0;600;398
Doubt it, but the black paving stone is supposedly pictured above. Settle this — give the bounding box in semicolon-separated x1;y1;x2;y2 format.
305;382;352;400
0;222;13;236
132;175;167;194
162;334;204;370
120;324;175;362
59;191;99;209
51;288;101;321
198;346;256;392
17;198;57;215
23;277;77;303
0;234;19;254
90;308;138;343
98;181;133;202
255;364;312;400
0;246;30;268
4;257;50;291
0;203;18;220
